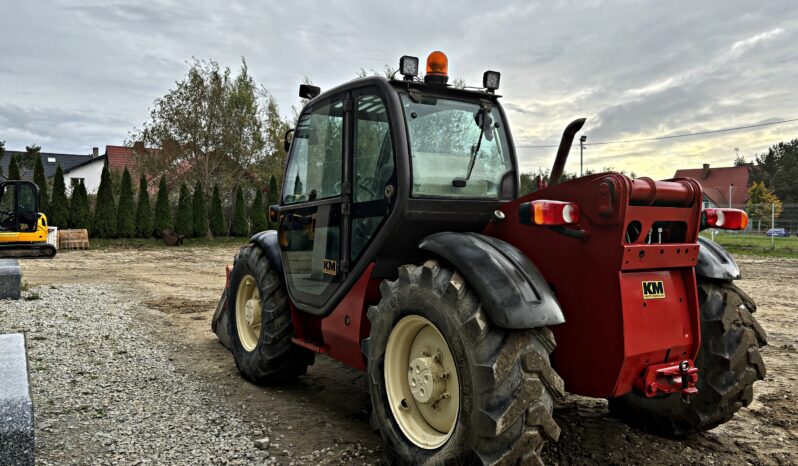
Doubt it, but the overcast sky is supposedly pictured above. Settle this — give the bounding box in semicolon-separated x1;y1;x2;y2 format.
2;0;797;179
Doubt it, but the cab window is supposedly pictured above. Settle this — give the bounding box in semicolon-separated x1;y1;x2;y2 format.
401;95;512;199
283;100;344;204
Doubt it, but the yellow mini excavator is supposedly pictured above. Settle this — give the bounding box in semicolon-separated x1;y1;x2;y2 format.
0;181;56;258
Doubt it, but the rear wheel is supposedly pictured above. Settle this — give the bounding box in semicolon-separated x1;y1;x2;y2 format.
227;245;313;384
608;278;767;436
365;261;564;465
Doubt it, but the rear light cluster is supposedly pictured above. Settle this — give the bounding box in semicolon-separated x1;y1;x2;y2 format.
702;208;748;230
521;200;580;226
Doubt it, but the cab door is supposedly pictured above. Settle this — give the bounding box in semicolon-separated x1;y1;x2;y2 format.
279;95;348;310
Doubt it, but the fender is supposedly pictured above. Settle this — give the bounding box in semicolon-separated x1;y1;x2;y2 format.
696;236;741;280
249;230;283;275
418;232;565;329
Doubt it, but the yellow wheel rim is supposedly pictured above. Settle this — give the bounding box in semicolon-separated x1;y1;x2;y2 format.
385;315;460;449
235;274;262;352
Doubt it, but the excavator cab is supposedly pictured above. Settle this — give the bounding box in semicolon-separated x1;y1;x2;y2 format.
0;181;56;258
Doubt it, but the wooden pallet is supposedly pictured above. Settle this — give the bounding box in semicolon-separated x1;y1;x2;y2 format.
58;229;90;250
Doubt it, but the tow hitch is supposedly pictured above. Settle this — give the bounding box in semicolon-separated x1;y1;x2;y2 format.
636;359;698;401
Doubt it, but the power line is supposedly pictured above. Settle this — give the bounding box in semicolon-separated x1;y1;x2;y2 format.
517;117;798;149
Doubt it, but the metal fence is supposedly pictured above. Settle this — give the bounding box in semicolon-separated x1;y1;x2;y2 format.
734;203;798;235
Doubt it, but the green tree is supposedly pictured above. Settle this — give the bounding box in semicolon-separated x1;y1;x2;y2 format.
250;187;268;233
68;181;90;229
0;140;5;177
174;182;193;236
8;154;20;180
48;165;69;227
33;154;49;214
153;176;171;237
92;163;117;237
192;181;208;237
752;139;798;203
135;174;153;238
267;175;279;228
131;58;267;193
209;184;226;236
116;168;136;238
747;181;783;231
231;185;248;236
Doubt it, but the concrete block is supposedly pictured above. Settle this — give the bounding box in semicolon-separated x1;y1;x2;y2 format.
0;259;21;300
0;333;35;465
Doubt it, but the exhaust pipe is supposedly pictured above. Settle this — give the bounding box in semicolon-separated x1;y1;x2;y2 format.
549;118;586;185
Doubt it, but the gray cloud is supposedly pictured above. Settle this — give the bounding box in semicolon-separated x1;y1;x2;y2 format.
1;0;797;179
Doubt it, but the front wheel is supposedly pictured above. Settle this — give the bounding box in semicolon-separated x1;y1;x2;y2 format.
608;278;768;436
365;261;564;465
227;245;313;384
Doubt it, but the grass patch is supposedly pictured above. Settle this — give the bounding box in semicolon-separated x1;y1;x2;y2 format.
24;292;41;301
77;236;247;251
701;232;798;258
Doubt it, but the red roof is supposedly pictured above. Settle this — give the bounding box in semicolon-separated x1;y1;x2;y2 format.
673;164;749;206
104;145;142;181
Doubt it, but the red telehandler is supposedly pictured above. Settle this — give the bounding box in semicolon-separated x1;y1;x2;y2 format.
212;52;767;465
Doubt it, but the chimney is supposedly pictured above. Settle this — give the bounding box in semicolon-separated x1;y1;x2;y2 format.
702;163;710;179
133;141;145;154
92;147;99;158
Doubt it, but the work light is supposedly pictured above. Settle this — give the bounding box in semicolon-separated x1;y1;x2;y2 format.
483;70;501;91
399;55;419;81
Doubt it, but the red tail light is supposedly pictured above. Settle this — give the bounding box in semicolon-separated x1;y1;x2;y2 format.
530;200;580;226
702;208;748;230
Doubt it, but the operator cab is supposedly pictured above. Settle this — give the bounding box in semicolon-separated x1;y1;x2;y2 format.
278;52;518;315
0;181;42;233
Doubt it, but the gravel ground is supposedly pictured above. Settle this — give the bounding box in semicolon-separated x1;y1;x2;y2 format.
4;249;797;465
0;284;376;465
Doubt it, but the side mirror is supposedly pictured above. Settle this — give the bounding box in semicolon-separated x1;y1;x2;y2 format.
283;128;295;152
299;84;321;99
269;205;279;224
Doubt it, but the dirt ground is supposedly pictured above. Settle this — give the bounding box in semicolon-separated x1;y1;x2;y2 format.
19;246;798;465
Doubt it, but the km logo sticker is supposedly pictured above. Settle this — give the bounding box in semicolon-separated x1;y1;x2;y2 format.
642;280;665;299
322;259;337;276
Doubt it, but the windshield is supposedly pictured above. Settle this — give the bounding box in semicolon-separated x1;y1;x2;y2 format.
401;94;513;198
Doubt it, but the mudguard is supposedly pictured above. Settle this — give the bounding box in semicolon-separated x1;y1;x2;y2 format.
696;236;741;280
418;232;565;329
249;230;283;275
212;230;283;349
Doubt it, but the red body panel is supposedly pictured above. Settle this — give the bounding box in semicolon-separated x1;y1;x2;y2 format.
484;174;704;398
290;263;378;371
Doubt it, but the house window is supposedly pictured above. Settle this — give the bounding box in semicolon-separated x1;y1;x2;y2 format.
47;157;56;163
70;178;85;187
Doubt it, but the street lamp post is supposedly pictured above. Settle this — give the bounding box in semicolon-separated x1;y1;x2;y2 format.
579;135;587;177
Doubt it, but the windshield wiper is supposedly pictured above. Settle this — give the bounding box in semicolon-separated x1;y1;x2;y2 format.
453;106;493;187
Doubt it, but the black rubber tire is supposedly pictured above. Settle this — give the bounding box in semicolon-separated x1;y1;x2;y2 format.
365;261;564;465
227;244;313;384
42;245;56;258
608;278;768;436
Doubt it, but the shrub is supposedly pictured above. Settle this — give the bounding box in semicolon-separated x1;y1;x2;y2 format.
116;168;135;238
49;165;69;228
92;163;117;237
192;181;208;237
209;184;225;236
250;187;268;233
174;182;193;237
153;176;171;237
231;185;248;236
135;174;152;238
68;180;90;229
